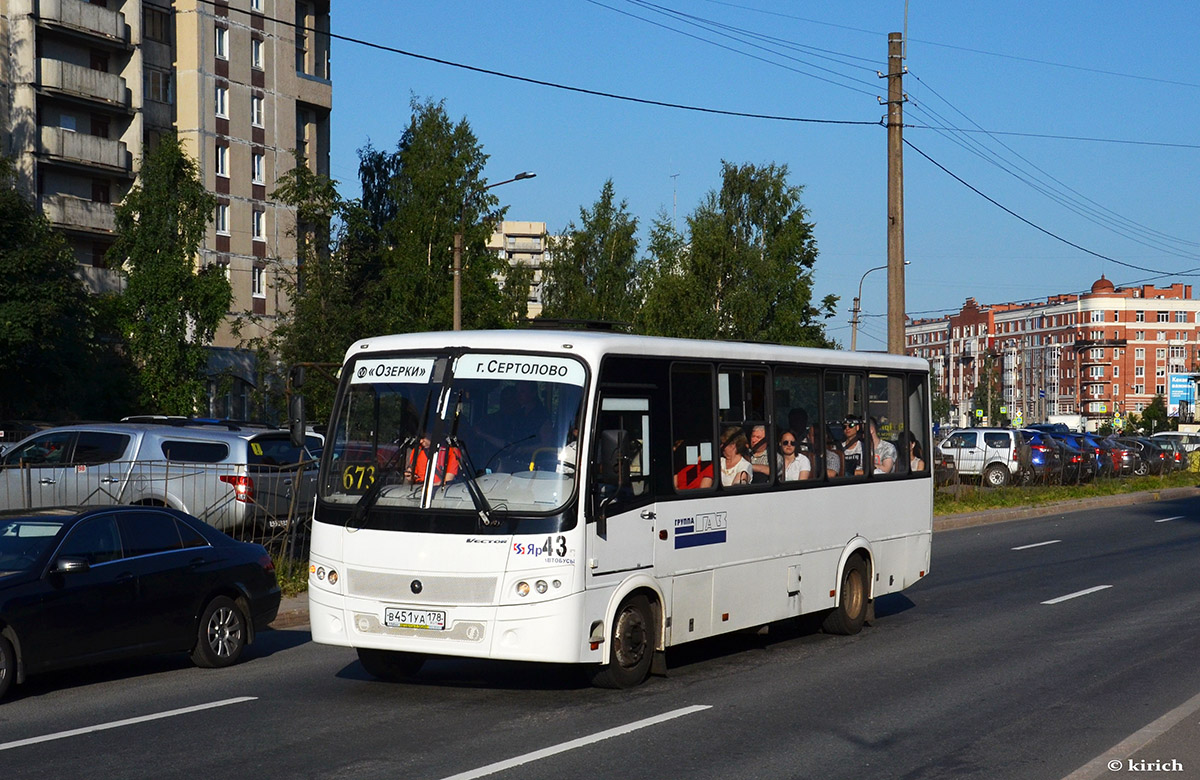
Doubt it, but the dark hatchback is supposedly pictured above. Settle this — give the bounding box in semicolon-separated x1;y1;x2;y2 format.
0;505;279;701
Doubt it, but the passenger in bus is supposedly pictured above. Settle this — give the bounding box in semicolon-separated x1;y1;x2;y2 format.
901;431;925;471
777;430;811;481
748;424;771;483
868;417;897;474
719;427;753;486
842;417;865;475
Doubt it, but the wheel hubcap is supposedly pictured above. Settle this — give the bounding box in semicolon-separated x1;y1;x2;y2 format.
208;607;243;657
614;607;647;669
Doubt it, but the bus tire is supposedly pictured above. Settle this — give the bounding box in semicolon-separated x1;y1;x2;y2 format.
823;557;869;636
357;648;424;681
591;595;655;689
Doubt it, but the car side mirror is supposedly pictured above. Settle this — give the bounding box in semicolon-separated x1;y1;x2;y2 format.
54;556;90;574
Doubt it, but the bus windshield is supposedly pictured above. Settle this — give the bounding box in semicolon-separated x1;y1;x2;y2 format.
321;352;587;521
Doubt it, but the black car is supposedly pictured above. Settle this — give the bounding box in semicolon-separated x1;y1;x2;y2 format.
0;505;280;701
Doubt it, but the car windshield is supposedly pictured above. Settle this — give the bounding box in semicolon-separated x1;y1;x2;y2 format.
321;352;586;523
0;518;64;574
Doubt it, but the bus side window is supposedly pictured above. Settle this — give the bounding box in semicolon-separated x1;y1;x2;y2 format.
671;363;715;492
596;398;651;502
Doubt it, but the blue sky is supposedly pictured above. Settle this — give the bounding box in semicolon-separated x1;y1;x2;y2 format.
328;1;1200;349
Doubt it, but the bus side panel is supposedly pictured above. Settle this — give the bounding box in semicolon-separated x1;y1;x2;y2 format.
712;557;802;633
668;570;713;646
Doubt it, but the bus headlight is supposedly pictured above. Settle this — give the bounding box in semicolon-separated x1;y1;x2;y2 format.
535;580;548;594
516;581;531;597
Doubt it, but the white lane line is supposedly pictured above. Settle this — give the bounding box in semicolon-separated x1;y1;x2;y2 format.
1156;515;1185;523
0;696;257;752
1012;540;1062;551
1060;688;1200;780
439;705;712;780
1041;585;1113;605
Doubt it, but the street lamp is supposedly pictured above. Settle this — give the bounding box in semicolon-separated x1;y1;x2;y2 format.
453;171;537;331
850;261;909;351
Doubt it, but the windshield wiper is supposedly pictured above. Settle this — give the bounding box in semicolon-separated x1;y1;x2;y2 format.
347;436;416;529
446;435;499;527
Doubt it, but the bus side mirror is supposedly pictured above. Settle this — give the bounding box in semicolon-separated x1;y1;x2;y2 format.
289;393;306;448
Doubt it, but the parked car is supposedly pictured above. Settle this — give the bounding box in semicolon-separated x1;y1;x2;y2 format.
1041;434;1086;484
0;422;321;530
1151;431;1200;453
1015;429;1063;484
1153;437;1188;472
1056;433;1099;483
937;428;1030;487
1101;437;1138;476
1116;437;1169;476
0;505;280;701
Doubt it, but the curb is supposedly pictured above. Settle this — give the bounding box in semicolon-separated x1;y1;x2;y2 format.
265;485;1200;630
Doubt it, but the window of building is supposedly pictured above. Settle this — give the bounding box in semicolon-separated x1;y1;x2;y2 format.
60;114;77;132
251;95;264;126
252;152;264;184
1176;311;1188;323
1090;348;1103;360
1136;311;1145;322
1134;385;1145;395
1157;332;1167;341
215;85;228;118
1135;331;1145;341
1113;384;1119;396
147;68;172;103
251;0;262;10
215;203;229;234
1113;365;1119;377
1090;311;1103;323
1135;347;1145;359
215;144;228;177
1089;366;1105;378
1156;367;1166;378
251;38;264;69
1157;384;1166;396
1157;348;1167;360
252;209;265;240
251;265;266;297
215;25;228;59
145;7;171;43
1157;311;1169;322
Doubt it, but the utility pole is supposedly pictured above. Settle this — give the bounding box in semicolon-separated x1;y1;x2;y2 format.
886;32;906;355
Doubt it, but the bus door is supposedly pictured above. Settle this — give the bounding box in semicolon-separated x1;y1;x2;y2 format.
587;396;656;576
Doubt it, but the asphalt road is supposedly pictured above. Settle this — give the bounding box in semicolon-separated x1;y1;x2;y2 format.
3;497;1200;780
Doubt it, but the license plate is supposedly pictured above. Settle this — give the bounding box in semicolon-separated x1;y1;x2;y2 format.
383;607;446;630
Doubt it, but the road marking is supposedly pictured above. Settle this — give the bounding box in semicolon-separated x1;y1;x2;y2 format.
1155;515;1184;523
0;696;257;752
1041;585;1113;605
1012;539;1062;550
1061;688;1200;780
439;705;711;780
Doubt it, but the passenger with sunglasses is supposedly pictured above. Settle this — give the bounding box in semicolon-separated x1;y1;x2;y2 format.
777;429;811;481
842;416;865;476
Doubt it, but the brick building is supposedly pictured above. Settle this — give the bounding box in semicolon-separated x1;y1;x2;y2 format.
906;276;1200;430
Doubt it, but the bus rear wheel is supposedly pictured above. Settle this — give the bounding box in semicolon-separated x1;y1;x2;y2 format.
822;557;869;636
357;648;425;681
591;595;655;689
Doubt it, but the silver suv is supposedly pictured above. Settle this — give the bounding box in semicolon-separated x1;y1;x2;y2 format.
937;427;1029;487
0;422;320;531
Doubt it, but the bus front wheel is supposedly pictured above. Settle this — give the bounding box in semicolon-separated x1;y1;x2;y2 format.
357;648;425;681
591;595;655;689
822;557;869;636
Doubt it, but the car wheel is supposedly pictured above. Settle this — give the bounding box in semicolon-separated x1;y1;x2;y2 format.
591;595;655;689
0;634;14;702
1133;460;1149;477
983;464;1009;488
192;596;248;668
822;556;870;636
357;648;425;681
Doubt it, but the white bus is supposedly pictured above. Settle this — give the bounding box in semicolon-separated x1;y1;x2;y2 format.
305;330;932;687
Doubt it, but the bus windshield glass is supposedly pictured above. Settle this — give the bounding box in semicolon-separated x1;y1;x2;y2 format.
321;352;587;520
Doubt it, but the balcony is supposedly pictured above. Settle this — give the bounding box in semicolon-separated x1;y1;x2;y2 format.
77;264;125;295
41;193;115;234
38;59;130;109
39;126;130;174
28;0;130;46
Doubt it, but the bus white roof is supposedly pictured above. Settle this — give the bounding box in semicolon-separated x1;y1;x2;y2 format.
343;330;927;373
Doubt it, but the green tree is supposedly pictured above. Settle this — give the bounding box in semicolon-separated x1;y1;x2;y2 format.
638;161;837;346
541;180;639;324
970;355;1004;425
1142;394;1170;434
109;133;232;414
0;158;102;419
354;97;528;334
931;391;952;423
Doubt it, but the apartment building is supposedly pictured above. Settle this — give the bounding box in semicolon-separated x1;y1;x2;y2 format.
0;0;331;417
487;220;547;319
906;276;1200;430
